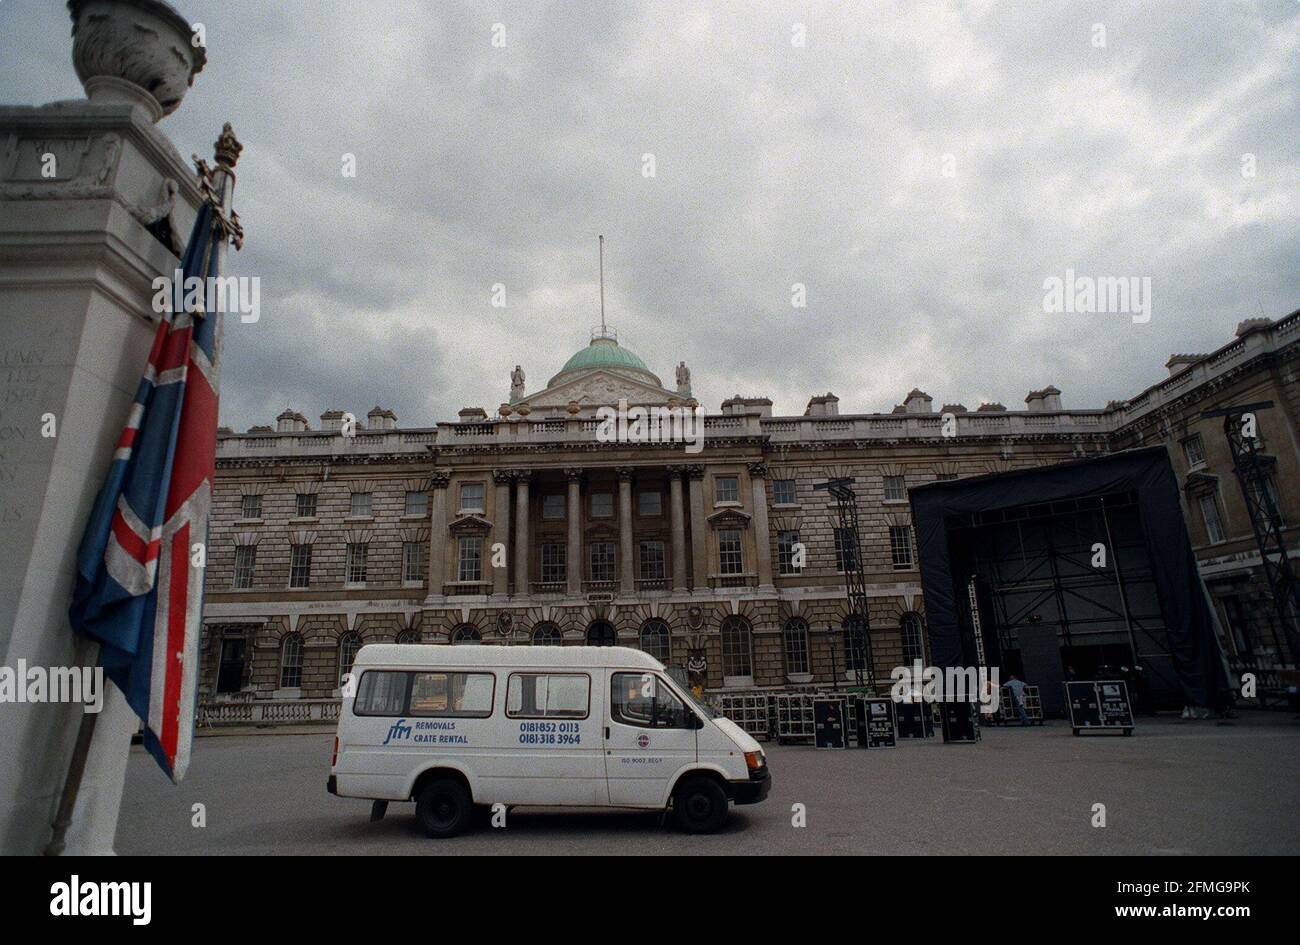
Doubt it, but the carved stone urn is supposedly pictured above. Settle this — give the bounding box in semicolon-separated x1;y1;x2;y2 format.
68;0;206;122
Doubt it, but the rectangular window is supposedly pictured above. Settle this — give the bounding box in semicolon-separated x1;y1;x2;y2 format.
834;528;857;573
457;536;482;583
890;525;915;570
541;541;566;583
410;671;495;717
610;673;692;729
345;542;368;584
232;545;256;589
718;528;743;575
295;492;317;518
590;492;613;518
404;490;429;517
1199;493;1226;544
240;494;262;519
638;490;662;517
715;476;739;504
506;673;590;719
289;544;311;588
542;493;565;520
1183;435;1205;469
403;541;426;583
349;492;372;517
777;530;802;575
589;541;615;583
352;670;408;716
639;539;666;580
772;479;797;505
459;482;485;513
884;476;907;501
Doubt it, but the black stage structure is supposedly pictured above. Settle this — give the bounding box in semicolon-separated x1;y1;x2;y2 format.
910;447;1231;715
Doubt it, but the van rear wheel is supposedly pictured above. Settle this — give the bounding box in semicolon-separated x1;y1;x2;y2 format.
416;779;472;838
673;777;729;834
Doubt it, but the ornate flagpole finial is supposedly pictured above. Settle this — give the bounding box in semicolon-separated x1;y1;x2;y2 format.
213;123;243;170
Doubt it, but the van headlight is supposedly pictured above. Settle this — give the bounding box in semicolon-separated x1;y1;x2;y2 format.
744;750;765;771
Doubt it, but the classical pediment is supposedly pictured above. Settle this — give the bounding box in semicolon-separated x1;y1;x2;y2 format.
516;369;679;409
707;507;752;528
448;513;493;534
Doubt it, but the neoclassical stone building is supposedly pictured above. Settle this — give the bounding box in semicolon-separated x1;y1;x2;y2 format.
198;312;1299;716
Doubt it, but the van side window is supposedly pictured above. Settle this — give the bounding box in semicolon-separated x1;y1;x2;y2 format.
354;671;410;716
610;673;692;729
410;672;495;718
506;674;590;719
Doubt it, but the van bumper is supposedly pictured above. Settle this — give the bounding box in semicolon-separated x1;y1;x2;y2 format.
327;774;338;796
728;767;771;805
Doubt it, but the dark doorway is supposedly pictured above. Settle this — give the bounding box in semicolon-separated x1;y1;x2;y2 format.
586;621;616;646
216;636;247;694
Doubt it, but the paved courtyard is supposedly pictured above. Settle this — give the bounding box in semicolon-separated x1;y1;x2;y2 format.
117;712;1300;855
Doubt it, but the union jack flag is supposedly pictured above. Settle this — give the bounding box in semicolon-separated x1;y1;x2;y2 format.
69;200;226;782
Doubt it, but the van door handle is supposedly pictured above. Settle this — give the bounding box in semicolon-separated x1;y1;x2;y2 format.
604;727;610;739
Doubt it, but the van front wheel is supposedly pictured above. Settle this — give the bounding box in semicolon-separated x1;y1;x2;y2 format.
416;779;472;838
673;777;729;834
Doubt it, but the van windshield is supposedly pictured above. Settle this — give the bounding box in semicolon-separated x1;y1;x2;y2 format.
675;682;717;719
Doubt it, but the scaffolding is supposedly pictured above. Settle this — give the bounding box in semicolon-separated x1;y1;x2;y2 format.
814;478;875;689
1204;401;1300;665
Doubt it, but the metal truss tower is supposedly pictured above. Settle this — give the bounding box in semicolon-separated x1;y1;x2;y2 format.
814;478;875;689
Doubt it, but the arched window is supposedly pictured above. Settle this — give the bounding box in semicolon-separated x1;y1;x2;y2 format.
451;624;482;645
532;623;562;646
720;616;753;680
900;613;926;665
586;621;616;646
279;633;304;688
640;620;670;663
843;614;867;674
338;631;363;685
783;618;810;676
396;629;420;644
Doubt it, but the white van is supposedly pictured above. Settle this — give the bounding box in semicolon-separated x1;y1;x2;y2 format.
328;644;771;836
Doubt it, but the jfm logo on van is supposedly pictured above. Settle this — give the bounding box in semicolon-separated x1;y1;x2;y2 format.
383;719;467;745
636;734;651;748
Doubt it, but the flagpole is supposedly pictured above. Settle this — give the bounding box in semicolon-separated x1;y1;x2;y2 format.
43;122;242;856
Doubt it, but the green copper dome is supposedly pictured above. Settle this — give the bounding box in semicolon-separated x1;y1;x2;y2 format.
547;335;662;388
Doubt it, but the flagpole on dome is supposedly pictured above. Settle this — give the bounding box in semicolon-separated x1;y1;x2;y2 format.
45;122;243;856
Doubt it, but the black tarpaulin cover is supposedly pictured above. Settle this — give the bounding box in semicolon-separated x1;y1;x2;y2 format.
909;447;1230;708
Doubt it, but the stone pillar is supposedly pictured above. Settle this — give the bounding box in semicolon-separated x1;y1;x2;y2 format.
669;466;687;592
687;465;709;592
426;472;450;597
618;467;635;594
514;470;532;593
0;0;208;854
491;470;512;597
566;469;582;594
749;462;774;589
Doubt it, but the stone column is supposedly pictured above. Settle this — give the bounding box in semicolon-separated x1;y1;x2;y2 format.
687;465;709;592
618;467;635;594
668;466;687;592
426;472;450;597
566;468;582;594
491;470;512;597
0;2;209;854
514;470;532;594
749;462;774;589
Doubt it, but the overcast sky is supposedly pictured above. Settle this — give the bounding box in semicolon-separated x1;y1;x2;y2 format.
2;1;1296;429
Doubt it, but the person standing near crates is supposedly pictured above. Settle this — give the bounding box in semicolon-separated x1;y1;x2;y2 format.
1004;674;1031;726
